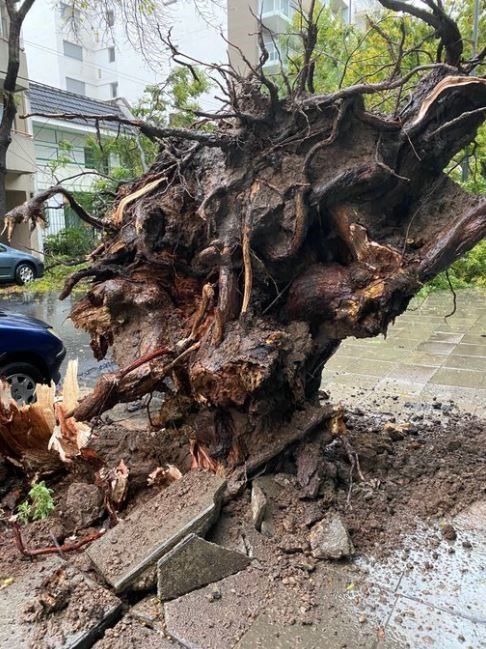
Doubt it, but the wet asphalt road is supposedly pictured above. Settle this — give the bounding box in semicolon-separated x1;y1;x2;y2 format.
0;289;116;386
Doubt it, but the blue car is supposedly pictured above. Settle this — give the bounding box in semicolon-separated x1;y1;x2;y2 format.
0;311;66;403
0;243;44;285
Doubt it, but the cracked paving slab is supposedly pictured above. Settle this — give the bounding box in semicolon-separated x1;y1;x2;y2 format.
86;470;226;592
157;533;251;601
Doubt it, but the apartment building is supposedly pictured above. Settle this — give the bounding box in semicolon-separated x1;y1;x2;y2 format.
0;2;39;253
28;82;131;236
22;0;161;104
227;0;376;73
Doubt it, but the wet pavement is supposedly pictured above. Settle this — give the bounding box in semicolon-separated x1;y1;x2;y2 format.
163;500;486;649
323;288;486;418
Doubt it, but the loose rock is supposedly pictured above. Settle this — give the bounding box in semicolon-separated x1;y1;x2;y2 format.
441;523;457;541
309;513;354;560
251;482;267;531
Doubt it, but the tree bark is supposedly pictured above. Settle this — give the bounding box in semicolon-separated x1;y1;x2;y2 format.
6;5;486;475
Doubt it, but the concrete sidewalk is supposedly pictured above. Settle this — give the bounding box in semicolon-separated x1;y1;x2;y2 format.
322;288;486;418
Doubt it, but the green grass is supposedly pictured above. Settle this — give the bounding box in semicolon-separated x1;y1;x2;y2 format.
1;261;86;296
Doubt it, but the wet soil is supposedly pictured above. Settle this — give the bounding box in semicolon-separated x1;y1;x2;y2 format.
0;404;484;639
1;405;485;563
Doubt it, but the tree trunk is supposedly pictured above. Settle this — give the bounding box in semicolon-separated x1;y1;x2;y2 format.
0;1;36;226
6;5;486;476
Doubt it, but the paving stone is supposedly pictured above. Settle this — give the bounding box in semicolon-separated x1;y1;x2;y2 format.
0;556;121;649
429;367;485;389
236;566;395;649
157;533;251;601
87;470;226;592
93;618;177;648
378;596;486;649
165;567;268;649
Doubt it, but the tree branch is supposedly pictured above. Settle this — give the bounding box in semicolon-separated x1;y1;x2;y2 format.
376;0;463;67
302;63;456;109
21;112;234;148
419;201;486;281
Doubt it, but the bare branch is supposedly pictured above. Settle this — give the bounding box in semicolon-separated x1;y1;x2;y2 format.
302;63;456;109
22;112;234;148
376;0;463;67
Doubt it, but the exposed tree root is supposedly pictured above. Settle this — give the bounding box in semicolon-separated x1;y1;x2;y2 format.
4;1;486;475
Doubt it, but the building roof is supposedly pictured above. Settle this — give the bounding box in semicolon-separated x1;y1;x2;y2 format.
28;82;130;132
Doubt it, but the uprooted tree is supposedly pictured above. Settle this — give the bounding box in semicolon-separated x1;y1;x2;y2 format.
6;1;486;475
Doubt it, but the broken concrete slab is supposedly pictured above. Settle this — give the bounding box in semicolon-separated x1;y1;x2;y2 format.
251;482;267;531
309;513;354;559
165;567;268;649
157;533;251;601
93;618;177;648
208;511;277;564
86;470;226;592
0;556;121;649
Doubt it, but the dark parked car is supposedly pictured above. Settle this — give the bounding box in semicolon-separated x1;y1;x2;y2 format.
0;311;66;403
0;243;44;285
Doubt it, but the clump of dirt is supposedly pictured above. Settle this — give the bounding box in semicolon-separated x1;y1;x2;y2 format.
333;408;485;555
0;405;484;577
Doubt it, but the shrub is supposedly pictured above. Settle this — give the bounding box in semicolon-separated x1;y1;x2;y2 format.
17;481;55;525
424;240;486;293
44;227;95;258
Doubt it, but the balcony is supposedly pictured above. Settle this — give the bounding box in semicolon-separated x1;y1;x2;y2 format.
260;0;294;34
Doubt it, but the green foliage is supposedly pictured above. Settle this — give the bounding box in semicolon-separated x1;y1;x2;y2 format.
17;482;55;525
44;227;95;258
285;0;482;113
424;240;486;293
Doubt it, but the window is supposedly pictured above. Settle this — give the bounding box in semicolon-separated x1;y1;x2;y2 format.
63;40;83;61
110;82;118;98
106;9;115;26
0;4;8;38
60;2;81;22
84;145;96;169
66;77;86;95
108;46;116;63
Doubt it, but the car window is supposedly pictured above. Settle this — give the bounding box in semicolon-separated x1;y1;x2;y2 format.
0;245;5;253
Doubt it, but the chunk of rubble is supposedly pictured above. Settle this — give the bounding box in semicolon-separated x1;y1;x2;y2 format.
86;470;226;592
93;618;176;648
309;513;354;560
0;556;121;649
157;533;251;601
251;482;267;531
64;482;103;531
